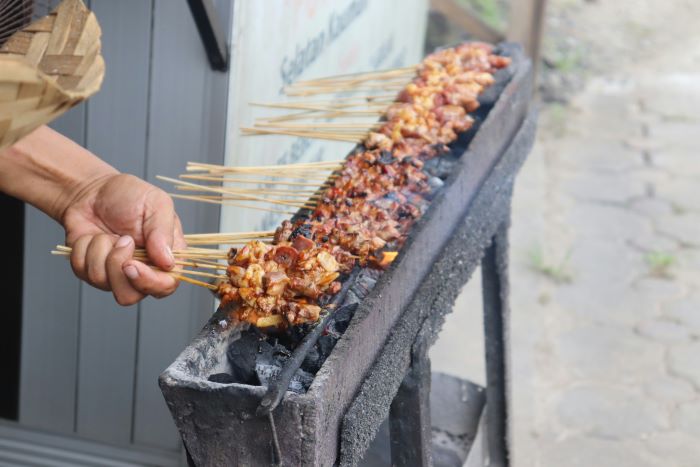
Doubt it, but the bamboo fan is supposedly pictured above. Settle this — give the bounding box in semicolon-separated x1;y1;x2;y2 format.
0;0;105;151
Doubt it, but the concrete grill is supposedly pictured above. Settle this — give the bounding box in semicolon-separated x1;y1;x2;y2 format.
160;43;536;467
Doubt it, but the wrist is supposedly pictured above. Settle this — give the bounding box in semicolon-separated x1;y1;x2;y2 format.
0;126;119;221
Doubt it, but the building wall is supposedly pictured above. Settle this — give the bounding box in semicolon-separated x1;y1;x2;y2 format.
8;1;231;463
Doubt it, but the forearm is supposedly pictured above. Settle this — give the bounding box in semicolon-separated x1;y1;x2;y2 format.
0;125;118;222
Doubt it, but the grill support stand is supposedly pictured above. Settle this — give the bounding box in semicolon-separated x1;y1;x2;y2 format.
389;324;433;466
381;220;511;467
482;223;511;467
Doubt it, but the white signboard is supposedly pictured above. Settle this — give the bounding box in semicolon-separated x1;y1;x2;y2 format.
220;0;428;233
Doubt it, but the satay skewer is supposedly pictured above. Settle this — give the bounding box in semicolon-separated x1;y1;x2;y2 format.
187;160;342;171
286;66;416;87
179;175;325;187
170;194;298;215
171;275;218;290
240;127;367;142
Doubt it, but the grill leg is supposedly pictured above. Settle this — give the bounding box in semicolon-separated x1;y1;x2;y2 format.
481;221;511;467
389;329;432;467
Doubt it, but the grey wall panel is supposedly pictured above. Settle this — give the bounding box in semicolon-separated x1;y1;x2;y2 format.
131;0;229;450
74;0;153;445
19;105;86;433
19;0;230;454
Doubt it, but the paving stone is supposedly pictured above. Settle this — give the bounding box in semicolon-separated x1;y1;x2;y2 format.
560;171;646;204
635;69;700;114
674;252;700;288
554;287;660;326
632;277;687;302
653;150;700;178
655;212;700;247
636;318;691;343
673;400;700;438
555;324;665;383
540;437;659;467
644;376;697;406
669;342;700;389
647;431;700;467
663;293;700;334
548;138;644;173
646;120;700;154
629;198;674;218
563;202;653;242
566;238;642;285
654;179;700;214
627;230;679;254
557;384;669;437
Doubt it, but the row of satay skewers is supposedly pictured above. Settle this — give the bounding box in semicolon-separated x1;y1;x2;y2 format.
49;65;412;290
51;42;508;293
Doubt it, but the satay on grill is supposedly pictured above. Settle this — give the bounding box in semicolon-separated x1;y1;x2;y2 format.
217;42;511;328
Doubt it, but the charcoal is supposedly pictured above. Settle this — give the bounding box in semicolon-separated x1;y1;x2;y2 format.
255;363;280;387
343;289;361;306
226;332;267;385
255;363;314;393
290;222;312;240
256;340;288;367
208;373;237;384
378;150;395;165
427;176;445;191
317;334;337;357
406;193;430;214
290;369;314;393
349;270;378;299
423;157;456;179
329;303;358;334
301;346;323;374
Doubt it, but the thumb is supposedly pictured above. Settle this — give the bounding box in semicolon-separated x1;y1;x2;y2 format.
142;197;176;270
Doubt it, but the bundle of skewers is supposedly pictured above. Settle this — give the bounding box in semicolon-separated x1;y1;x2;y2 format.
53;42;511;329
52;231;276;290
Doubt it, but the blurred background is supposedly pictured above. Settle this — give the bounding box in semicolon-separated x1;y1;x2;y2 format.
1;0;699;465
431;1;700;466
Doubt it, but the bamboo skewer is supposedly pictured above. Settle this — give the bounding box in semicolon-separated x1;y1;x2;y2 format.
52;245;230;260
171;275;218;290
255;122;382;129
170;194;315;212
259;109;385;123
287;66;416;88
170;194;298;215
240;127;367;142
179;175;326;187
52;249;224;291
250;101;393;113
250;95;394;111
187;160;342;171
172;194;318;209
159;176;317;209
284;83;408;97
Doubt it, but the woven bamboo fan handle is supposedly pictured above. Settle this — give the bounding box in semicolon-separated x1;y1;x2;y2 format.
0;0;105;151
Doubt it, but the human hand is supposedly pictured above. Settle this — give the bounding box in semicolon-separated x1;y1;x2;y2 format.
61;173;186;305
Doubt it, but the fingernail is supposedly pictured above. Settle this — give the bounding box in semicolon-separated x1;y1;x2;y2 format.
115;235;133;248
166;246;175;264
124;264;139;280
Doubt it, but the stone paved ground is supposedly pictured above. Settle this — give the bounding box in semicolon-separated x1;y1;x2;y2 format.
430;1;700;465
